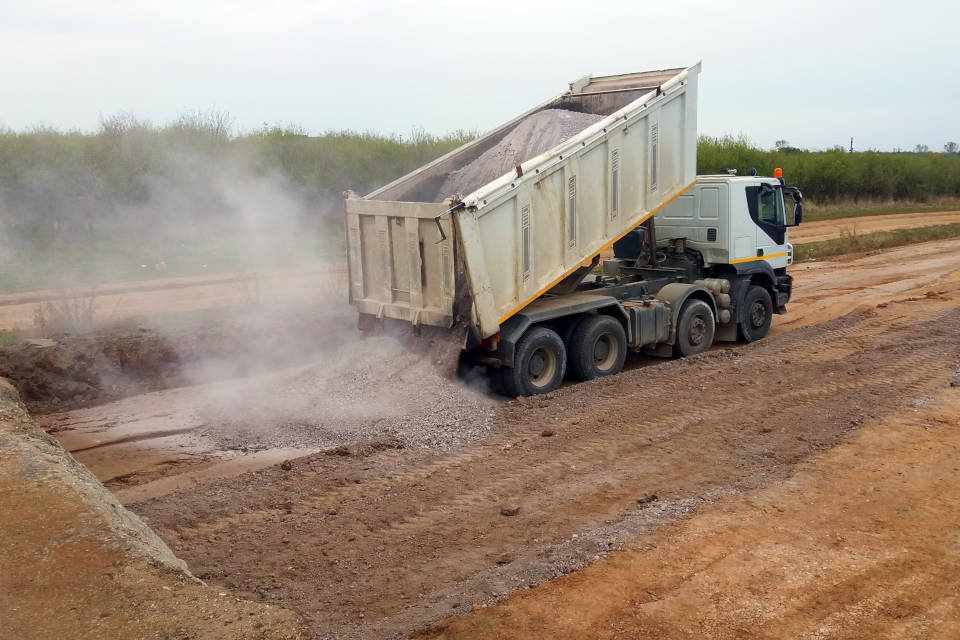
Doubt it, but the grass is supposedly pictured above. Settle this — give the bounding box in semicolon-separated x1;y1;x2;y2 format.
794;223;960;261
803;197;960;222
0;330;24;347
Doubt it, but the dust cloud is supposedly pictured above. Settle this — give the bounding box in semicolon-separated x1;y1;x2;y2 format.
0;120;496;451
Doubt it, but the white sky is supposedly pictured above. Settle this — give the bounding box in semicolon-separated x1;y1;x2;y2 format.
2;0;957;150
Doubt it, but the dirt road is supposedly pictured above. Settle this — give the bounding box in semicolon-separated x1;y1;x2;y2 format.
0;262;347;332
39;238;960;639
1;210;953;333
788;209;960;244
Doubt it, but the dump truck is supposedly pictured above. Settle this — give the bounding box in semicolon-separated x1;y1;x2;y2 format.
345;62;804;395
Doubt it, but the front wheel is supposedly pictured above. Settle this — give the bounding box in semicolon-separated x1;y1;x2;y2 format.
499;327;567;396
673;299;716;358
737;285;773;343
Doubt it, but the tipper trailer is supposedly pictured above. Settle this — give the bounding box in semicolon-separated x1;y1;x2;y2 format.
345;63;804;395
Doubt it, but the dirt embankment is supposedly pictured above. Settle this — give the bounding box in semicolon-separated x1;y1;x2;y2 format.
0;303;355;413
0;378;304;639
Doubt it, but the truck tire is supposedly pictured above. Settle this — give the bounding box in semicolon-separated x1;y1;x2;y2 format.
737;285;773;343
557;314;585;349
672;299;715;358
500;326;566;396
568;315;627;381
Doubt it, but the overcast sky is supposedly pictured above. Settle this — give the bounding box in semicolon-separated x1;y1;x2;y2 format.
2;0;957;151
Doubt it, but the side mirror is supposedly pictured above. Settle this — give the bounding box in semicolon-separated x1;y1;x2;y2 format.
793;201;803;226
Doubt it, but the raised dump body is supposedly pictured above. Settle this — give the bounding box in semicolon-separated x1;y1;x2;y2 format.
346;63;700;339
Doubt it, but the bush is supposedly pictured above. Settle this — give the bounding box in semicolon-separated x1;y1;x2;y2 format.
697;136;960;203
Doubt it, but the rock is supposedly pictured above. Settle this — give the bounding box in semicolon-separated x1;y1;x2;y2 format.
280;460;293;471
495;554;513;565
541;429;555;437
636;494;659;506
500;505;520;517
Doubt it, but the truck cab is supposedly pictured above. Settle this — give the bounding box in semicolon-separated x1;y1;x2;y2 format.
657;172;799;271
653;170;803;336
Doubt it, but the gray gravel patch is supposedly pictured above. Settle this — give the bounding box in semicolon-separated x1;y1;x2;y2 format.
432;108;604;202
195;328;497;453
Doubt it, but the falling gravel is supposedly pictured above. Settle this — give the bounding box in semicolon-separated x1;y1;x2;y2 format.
433;108;605;202
195;326;497;453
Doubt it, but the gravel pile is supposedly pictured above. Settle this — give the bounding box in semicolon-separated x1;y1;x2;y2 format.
433;108;605;201
196;325;497;452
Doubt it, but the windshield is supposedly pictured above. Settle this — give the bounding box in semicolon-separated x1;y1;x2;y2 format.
757;186;785;226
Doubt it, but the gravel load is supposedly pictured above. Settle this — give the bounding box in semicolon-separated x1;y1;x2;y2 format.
433;108;605;202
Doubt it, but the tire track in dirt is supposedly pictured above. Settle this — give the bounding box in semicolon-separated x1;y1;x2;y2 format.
418;369;960;639
133;303;960;640
139;303;932;536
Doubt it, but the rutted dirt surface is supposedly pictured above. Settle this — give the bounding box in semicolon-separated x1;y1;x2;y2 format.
419;385;960;640
789;209;960;244
26;237;960;639
772;237;960;334
42;330;494;505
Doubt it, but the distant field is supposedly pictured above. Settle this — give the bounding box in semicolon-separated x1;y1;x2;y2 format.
794;222;960;261
803;196;960;222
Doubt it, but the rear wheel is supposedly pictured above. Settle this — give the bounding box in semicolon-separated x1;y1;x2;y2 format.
737;285;773;343
499;327;566;396
556;315;586;350
672;299;715;358
568;315;627;381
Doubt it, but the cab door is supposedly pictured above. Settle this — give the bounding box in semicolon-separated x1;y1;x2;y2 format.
747;183;788;264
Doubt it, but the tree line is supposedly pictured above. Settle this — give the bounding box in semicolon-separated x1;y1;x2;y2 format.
698;136;960;202
0;117;957;290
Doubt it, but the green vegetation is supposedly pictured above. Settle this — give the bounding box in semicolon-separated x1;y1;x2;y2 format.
0;330;23;347
1;117;958;293
0;114;474;292
698;136;960;203
793;223;960;261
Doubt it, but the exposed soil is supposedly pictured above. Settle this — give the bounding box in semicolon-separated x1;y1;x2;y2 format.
790;209;960;244
0;300;354;413
418;379;960;639
0;211;950;335
0;379;304;640
18;237;960;639
0;261;347;332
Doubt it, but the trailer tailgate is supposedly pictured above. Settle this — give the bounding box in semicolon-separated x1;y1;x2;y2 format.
345;197;456;327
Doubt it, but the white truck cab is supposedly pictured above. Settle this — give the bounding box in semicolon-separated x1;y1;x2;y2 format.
657;171;803;272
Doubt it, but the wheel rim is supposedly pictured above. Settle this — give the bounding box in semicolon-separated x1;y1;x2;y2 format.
593;333;618;371
527;346;557;388
750;300;767;328
688;315;707;346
